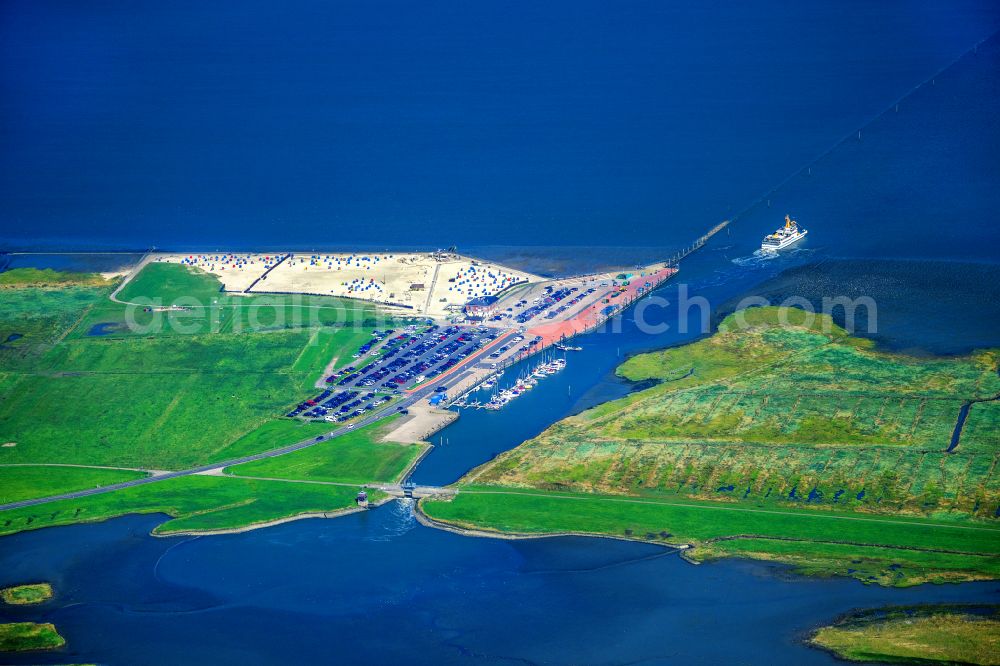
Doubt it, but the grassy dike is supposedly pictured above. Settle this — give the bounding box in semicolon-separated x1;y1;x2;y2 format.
420;488;1000;586
421;307;1000;586
0;473;378;537
0;418;424;537
809;605;1000;665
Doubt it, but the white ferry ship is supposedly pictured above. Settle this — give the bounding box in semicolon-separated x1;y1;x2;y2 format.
761;215;807;252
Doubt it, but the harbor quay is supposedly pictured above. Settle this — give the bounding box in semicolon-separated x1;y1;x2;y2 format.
247;253;681;439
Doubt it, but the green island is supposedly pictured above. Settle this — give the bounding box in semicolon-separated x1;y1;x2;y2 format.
1;582;53;605
421;306;1000;586
0;262;425;535
810;605;1000;665
0;622;65;652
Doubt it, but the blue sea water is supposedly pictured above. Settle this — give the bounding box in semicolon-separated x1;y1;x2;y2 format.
1;509;997;665
2;2;1000;663
719;259;1000;356
733;30;1000;264
2;0;999;252
0;252;144;274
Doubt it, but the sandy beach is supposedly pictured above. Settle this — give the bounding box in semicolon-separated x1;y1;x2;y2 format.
383;403;458;444
156;251;540;317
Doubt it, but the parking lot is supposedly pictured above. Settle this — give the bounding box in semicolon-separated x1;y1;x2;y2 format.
286;324;503;423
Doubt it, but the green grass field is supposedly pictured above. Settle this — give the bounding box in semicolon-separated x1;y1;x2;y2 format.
0;262;414;528
0;622;65;652
0;329;331;468
467;308;1000;518
612;309;997;448
71;293;388;340
0;466;147;504
229;419;426;485
467;437;997;516
0;262;391;471
810;606;1000;665
428;307;1000;585
0;286;109;369
963;400;1000;454
698;538;1000;586
0;474;377;536
92;260;391;338
208;418;336;461
116;261;223;304
0;267;111;288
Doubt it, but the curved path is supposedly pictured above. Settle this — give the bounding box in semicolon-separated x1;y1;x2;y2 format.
107;252;154;304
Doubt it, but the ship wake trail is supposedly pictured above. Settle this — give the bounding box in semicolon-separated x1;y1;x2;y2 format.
730;251;780;268
731;246;816;269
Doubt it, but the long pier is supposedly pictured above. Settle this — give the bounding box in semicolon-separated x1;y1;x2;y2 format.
665;219;730;267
